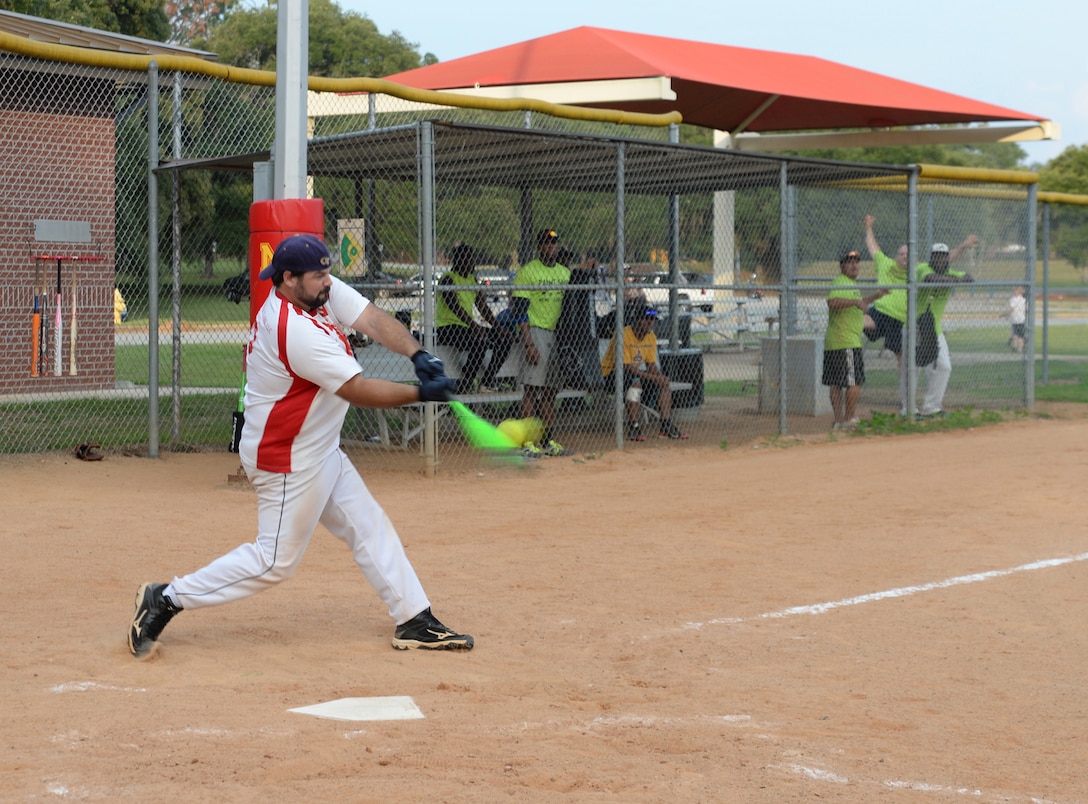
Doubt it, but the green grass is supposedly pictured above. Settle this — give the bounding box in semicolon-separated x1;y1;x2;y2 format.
946;322;1087;355
116;343;246;387
853;406;1008;436
1035;360;1088;402
0;393;238;453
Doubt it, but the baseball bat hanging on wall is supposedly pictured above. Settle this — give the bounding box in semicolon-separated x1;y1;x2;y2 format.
53;258;62;377
69;261;78;375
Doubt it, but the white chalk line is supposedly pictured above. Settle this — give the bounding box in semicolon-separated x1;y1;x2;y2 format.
685;551;1088;630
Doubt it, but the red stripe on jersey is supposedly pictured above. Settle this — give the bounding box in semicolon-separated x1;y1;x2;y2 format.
257;379;319;472
255;300;318;473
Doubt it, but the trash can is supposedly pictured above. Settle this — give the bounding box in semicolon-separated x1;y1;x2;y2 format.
660;348;703;408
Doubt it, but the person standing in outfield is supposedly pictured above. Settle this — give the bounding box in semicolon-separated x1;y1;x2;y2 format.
127;234;473;660
915;237;978;418
600;302;689;441
511;229;571;456
1007;285;1027;353
823;250;888;431
435;242;507;392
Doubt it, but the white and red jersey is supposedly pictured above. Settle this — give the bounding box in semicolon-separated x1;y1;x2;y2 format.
240;275;369;473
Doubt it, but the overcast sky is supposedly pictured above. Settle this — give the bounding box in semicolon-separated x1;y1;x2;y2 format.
346;0;1087;168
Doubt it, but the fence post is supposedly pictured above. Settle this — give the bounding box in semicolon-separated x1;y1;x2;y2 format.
613;141;627;450
776;162;789;434
905;167;920;420
147;62;160;458
420;121;437;475
1041;203;1050;386
1025;183;1037;408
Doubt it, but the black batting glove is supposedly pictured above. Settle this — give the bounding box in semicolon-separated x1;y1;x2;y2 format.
412;350;456;402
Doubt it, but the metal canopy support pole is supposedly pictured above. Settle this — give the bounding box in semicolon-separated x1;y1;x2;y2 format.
1025;183;1038;409
420;122;437;475
667;123;681;349
147;63;160;458
613;141;627;450
905;168;920;420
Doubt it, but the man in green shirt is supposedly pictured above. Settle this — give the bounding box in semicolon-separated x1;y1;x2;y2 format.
824;250;887;430
435;243;506;392
511;229;571;456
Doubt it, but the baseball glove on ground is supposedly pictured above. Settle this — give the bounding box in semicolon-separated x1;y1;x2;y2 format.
75;442;103;461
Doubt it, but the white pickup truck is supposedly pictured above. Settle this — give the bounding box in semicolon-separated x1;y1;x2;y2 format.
637;271;716;312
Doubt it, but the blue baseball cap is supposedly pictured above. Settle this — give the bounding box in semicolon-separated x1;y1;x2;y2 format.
259;234;332;280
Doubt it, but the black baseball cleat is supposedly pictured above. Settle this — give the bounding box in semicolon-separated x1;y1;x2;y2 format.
128;582;182;659
392;607;474;651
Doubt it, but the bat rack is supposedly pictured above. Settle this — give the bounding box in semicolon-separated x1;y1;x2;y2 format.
31;253;103;378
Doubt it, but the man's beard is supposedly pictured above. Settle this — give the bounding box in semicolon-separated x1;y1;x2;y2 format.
298;287;330;309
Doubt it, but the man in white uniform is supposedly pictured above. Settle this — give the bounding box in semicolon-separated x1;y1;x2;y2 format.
127;234;472;659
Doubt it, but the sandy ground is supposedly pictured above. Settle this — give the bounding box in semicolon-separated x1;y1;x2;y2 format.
2;406;1087;802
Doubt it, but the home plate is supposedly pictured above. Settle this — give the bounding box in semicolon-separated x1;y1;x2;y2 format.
288;696;424;722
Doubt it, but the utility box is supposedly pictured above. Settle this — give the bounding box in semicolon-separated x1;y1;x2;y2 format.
758;336;831;416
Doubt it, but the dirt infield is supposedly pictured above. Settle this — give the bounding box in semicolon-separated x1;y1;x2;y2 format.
2;407;1087;802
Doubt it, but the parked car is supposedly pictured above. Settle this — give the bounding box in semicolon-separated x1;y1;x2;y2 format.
344;270;419;298
475;268;514;300
637;271;716;312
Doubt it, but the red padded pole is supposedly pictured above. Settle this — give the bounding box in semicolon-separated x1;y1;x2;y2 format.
248;198;326;324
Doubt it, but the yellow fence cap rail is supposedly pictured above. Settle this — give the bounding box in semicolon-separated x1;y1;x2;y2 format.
916;163;1038;185
0;31;681;128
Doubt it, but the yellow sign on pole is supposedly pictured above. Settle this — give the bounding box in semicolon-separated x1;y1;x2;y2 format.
337;219;366;275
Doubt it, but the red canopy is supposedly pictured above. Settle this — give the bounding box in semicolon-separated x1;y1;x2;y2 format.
383;27;1042;133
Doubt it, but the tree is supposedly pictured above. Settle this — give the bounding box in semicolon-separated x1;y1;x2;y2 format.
202;0;426;77
163;0;237;45
1039;145;1088;279
785;139;1027;171
1;0;169;41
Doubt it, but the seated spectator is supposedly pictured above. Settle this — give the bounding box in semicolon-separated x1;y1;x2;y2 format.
435;243;505;392
600;303;688;441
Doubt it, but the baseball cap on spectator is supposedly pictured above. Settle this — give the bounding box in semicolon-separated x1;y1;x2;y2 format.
839;249;861;265
259;234;332;280
537;228;559;246
624;300;658;322
931;243;950;254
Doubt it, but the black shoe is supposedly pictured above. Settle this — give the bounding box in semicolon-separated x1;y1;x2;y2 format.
627;421;645;441
128;582;182;659
659;420;689;440
392;607;474;651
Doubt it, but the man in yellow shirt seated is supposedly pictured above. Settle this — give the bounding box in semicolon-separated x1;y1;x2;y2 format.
600;303;688;441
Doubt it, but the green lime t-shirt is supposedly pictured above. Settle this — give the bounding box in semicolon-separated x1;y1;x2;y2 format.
871;250;909;322
916;265;967;335
825;273;863;350
513;258;570;330
435;271;476;328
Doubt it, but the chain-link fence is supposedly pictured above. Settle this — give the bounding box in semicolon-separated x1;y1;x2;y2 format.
0;42;1070;471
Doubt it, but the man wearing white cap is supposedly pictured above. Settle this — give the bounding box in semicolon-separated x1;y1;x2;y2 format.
914;235;979;417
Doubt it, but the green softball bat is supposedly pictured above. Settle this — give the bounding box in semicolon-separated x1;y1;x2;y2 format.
448;400;520;452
